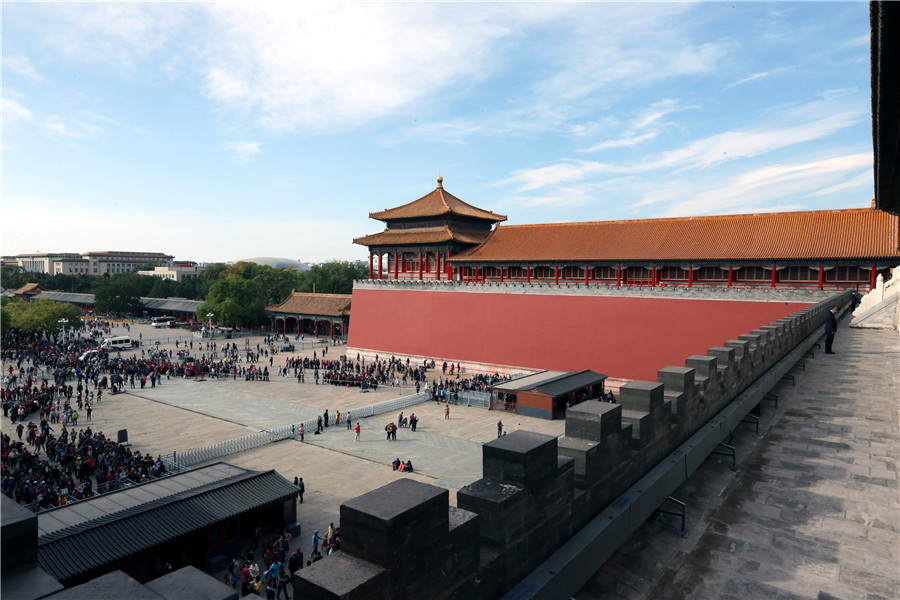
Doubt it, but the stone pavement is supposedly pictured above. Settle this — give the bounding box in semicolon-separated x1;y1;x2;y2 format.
1;321;564;563
577;323;899;600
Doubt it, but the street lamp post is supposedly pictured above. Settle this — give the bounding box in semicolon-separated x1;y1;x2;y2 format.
206;312;214;339
58;318;69;338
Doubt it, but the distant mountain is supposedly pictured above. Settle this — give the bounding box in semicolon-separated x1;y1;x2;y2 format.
238;257;312;272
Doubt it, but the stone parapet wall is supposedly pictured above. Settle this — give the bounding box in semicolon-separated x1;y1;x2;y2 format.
298;291;852;600
354;278;835;303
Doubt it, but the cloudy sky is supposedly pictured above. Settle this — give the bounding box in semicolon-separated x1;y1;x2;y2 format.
2;2;873;263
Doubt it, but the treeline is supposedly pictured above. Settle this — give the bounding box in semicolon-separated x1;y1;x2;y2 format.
1;261;367;328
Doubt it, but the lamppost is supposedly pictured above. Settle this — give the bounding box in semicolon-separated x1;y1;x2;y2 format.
58;318;69;338
206;312;214;339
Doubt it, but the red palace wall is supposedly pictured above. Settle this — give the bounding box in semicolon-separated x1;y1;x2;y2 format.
347;288;813;381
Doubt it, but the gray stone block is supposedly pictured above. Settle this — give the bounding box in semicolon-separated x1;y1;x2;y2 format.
145;566;238;600
657;366;694;393
482;430;558;491
707;346;735;368
340;479;448;572
685;355;716;379
1;495;38;574
564;401;622;441
294;553;387;600
725;339;750;358
45;570;164;600
619;380;664;414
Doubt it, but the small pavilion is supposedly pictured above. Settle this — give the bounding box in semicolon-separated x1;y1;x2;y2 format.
353;176;506;281
491;370;609;420
266;291;351;339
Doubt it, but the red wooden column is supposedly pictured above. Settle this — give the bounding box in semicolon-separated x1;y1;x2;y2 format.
418;251;423;280
445;250;452;278
687;266;693;288
500;266;504;283
651;266;657;287
584;265;589;286
870;265;877;290
435;252;441;281
616;266;621;287
368;253;373;279
378;253;383;279
526;266;531;283
818;265;824;290
727;265;733;287
481;266;486;284
394;253;399;280
771;265;777;287
555;265;559;285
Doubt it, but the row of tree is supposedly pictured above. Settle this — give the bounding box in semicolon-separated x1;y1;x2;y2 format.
1;260;367;330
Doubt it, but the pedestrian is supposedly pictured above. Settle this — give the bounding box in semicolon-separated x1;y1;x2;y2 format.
824;306;838;354
497;420;503;438
346;411;352;430
297;477;304;503
276;567;290;599
299;423;305;442
409;413;417;432
355;422;361;442
444;405;450;420
312;529;321;553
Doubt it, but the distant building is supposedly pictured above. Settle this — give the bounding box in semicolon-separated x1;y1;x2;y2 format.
137;263;205;282
4;251;174;275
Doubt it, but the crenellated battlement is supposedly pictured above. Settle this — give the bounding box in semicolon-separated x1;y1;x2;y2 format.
295;291;852;600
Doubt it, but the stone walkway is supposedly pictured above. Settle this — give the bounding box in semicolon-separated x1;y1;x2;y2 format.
577;323;899;600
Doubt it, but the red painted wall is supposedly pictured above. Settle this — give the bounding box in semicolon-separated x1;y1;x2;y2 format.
347;288;811;381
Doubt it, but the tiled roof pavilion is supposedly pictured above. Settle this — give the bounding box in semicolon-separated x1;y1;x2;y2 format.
367;176;506;223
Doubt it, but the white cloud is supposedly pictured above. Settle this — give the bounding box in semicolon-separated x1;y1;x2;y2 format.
226;141;262;164
726;71;770;89
2;97;34;121
578;132;658;153
43;116;79;137
3;56;45;82
199;4;521;133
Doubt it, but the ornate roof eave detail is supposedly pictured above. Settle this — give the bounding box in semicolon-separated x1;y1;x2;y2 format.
368;177;507;223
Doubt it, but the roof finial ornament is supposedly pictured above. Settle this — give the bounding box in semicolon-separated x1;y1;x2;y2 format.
436;176;443;189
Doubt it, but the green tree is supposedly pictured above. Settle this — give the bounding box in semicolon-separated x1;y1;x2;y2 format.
3;298;82;336
197;278;265;327
254;266;304;306
94;279;144;316
1;265;29;290
298;261;366;294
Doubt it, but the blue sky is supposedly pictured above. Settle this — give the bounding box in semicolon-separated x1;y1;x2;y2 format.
2;2;873;264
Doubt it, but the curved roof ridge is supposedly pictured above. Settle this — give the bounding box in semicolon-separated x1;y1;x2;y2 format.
369;178;507;223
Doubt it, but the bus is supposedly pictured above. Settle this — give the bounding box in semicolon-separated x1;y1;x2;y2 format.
151;316;176;328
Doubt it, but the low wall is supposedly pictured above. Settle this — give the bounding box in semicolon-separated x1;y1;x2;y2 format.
295;290;851;600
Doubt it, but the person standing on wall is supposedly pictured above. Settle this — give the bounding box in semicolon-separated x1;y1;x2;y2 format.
824;306;839;354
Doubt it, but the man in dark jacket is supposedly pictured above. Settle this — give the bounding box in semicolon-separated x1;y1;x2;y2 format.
824;306;838;354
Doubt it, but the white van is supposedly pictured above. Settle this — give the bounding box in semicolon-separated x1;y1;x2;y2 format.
79;349;102;362
101;336;134;351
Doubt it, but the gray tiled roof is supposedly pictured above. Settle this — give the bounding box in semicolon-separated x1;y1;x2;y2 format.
35;291;203;315
38;464;298;582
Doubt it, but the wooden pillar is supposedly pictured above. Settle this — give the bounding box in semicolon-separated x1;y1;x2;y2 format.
727;265;733;287
870;265;877;290
368;253;373;279
818;265;824;290
418;251;423;280
687;266;692;288
555;265;559;285
481;266;485;284
616;266;621;287
378;253;383;279
526;266;531;283
394;252;399;280
771;265;777;288
500;266;504;283
651;266;657;287
584;266;589;286
436;252;441;281
446;250;452;279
